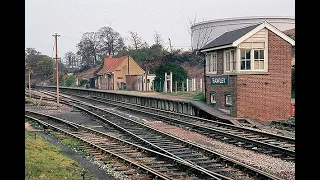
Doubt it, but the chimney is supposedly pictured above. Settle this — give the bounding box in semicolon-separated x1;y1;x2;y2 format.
109;54;112;58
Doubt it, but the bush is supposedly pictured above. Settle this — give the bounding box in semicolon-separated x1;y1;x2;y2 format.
79;79;88;87
192;92;205;102
65;75;76;87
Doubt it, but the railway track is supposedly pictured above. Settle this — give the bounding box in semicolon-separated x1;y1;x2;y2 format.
270;121;295;133
39;90;295;162
25;111;222;180
27;90;283;180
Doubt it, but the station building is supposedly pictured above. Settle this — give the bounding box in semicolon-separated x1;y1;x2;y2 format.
96;56;145;90
199;21;295;121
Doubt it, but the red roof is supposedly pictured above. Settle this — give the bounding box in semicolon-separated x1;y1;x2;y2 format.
97;56;128;75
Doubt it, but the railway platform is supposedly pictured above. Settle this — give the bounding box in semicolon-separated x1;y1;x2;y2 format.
93;89;254;127
35;86;268;127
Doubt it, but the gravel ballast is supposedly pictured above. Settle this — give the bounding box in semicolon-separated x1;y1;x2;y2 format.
146;121;295;180
25;97;295;179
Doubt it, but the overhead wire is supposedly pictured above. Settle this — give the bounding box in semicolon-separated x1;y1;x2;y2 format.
60;35;82;41
51;38;55;60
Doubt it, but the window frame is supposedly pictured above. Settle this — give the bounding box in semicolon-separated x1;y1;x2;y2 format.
210;91;216;104
232;50;236;72
240;49;251;71
224;49;235;73
205;54;209;73
209;53;213;72
239;48;267;72
225;94;232;106
225;51;231;72
206;52;217;74
253;49;265;71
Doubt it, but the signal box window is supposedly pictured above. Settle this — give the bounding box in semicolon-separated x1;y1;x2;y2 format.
210;92;216;104
225;94;232;106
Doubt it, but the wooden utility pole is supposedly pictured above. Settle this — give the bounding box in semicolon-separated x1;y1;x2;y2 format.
168;38;172;53
28;67;31;98
53;33;60;105
145;63;148;92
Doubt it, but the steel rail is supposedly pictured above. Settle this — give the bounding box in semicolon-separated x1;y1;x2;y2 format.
32;90;283;180
25;113;221;180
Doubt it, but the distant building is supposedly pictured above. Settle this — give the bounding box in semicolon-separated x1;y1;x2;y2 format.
191;16;295;50
74;66;101;87
96;56;145;90
126;75;143;91
146;74;156;91
199;21;295;121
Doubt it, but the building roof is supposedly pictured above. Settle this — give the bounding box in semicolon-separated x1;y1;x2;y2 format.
283;28;295;40
76;66;101;79
199;21;295;52
200;24;260;50
97;56;128;75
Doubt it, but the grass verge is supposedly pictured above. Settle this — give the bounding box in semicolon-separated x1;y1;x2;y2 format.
25;130;96;180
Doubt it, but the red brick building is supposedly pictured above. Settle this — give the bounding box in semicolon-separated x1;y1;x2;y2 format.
199;21;295;121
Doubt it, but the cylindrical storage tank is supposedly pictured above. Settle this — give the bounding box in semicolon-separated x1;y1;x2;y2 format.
191;16;295;50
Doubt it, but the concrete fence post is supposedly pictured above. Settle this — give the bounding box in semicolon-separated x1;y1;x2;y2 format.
182;82;184;92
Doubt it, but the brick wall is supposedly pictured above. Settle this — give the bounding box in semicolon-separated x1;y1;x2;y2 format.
236;30;292;121
126;75;140;91
206;50;237;115
113;56;144;90
98;74;113;90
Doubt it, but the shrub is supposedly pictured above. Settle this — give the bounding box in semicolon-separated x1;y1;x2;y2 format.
79;79;88;87
192;92;205;102
65;75;76;87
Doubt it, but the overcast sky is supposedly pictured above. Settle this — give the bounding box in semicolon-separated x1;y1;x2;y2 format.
25;0;295;58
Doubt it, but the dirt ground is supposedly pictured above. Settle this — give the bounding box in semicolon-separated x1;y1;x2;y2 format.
25;122;40;132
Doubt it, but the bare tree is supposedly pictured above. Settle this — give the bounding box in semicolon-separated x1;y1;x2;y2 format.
114;37;126;54
64;51;76;68
128;31;143;50
153;31;163;46
187;15;197;51
195;24;213;50
76;32;100;66
97;26;124;56
187;15;214;51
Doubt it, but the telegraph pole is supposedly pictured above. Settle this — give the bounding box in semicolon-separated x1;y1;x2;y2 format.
52;33;60;105
145;62;148;92
28;67;31;98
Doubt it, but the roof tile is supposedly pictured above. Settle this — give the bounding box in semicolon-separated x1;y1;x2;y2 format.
97;56;128;74
200;23;260;50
